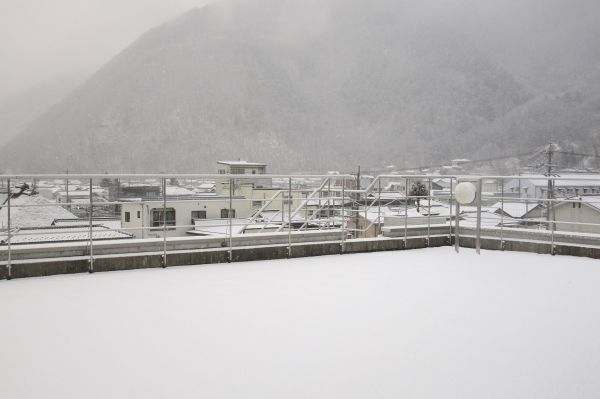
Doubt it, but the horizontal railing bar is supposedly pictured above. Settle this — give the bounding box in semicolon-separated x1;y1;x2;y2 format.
0;173;354;180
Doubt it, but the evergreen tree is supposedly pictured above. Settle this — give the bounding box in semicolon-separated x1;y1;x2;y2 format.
409;181;428;212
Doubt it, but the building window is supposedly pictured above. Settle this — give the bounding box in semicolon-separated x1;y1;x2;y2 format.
152;208;176;227
137;211;141;219
191;210;207;221
221;209;236;218
125;212;130;222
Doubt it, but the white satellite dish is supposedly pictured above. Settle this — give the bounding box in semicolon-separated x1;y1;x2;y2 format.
455;182;477;205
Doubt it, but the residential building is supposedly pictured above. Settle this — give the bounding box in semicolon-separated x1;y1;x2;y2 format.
217;161;267;175
505;175;600;199
553;196;600;234
120;196;253;238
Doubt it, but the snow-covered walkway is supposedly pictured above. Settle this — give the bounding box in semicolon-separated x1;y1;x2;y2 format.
1;248;599;398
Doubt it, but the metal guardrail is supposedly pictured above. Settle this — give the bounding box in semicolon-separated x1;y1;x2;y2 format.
2;173;600;279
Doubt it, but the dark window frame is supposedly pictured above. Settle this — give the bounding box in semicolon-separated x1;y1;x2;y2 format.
151;208;176;227
220;209;236;218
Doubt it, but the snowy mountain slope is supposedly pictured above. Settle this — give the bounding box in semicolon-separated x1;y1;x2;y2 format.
1;0;598;173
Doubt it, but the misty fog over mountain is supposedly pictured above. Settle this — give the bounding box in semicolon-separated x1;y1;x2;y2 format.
1;0;599;173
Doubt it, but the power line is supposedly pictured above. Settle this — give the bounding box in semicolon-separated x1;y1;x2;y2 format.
555;151;600;159
389;150;540;173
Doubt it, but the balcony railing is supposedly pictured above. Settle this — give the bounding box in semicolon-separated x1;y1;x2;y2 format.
2;173;600;279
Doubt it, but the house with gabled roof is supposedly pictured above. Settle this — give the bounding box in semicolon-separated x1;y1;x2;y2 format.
553;196;600;234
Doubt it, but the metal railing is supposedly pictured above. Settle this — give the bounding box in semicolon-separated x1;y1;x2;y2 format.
3;173;600;279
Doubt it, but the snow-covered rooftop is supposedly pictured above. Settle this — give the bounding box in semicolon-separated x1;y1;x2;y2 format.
510;175;600;187
0;225;132;244
1;248;599;398
576;196;600;212
217;160;266;167
165;186;198;197
491;201;542;218
0;194;77;229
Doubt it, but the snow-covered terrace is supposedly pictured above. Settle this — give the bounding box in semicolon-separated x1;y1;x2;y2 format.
1;248;599;398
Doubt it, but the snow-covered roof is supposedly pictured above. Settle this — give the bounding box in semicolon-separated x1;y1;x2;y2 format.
217;161;266;167
579;196;600;211
460;211;519;228
196;183;216;190
53;218;122;230
0;225;132;245
511;175;600;187
555;196;600;213
165;186;197;197
491;201;542;218
0;194;77;229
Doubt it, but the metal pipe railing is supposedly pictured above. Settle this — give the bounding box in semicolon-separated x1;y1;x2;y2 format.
89;178;94;273
4;173;600;273
7;178;11;279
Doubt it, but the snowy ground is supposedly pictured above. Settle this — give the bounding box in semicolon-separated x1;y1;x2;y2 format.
1;248;600;399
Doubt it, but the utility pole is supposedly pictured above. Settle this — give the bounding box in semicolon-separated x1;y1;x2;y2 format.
545;143;555;230
65;169;70;212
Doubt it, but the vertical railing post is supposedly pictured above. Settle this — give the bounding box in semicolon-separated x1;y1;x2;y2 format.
427;177;432;246
6;178;11;280
328;178;332;229
550;178;556;255
88;178;94;273
304;186;308;231
476;178;482;255
228;177;234;262
66;173;70;212
551;209;555;255
288;177;292;257
404;177;409;246
141;202;145;239
363;180;368;238
162;178;167;268
455;201;461;253
341;177;346;253
500;178;505;249
377;177;381;236
449;178;453;242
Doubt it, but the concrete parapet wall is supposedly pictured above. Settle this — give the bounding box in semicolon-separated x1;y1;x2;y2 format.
2;227;599;280
1;236;449;280
0;230;343;261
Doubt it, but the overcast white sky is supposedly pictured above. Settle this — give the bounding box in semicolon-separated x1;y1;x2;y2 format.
0;0;212;99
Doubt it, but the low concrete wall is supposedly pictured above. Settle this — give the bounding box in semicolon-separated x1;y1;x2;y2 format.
458;226;600;247
382;224;450;238
459;235;600;260
3;225;600;280
1;236;450;280
0;230;343;261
